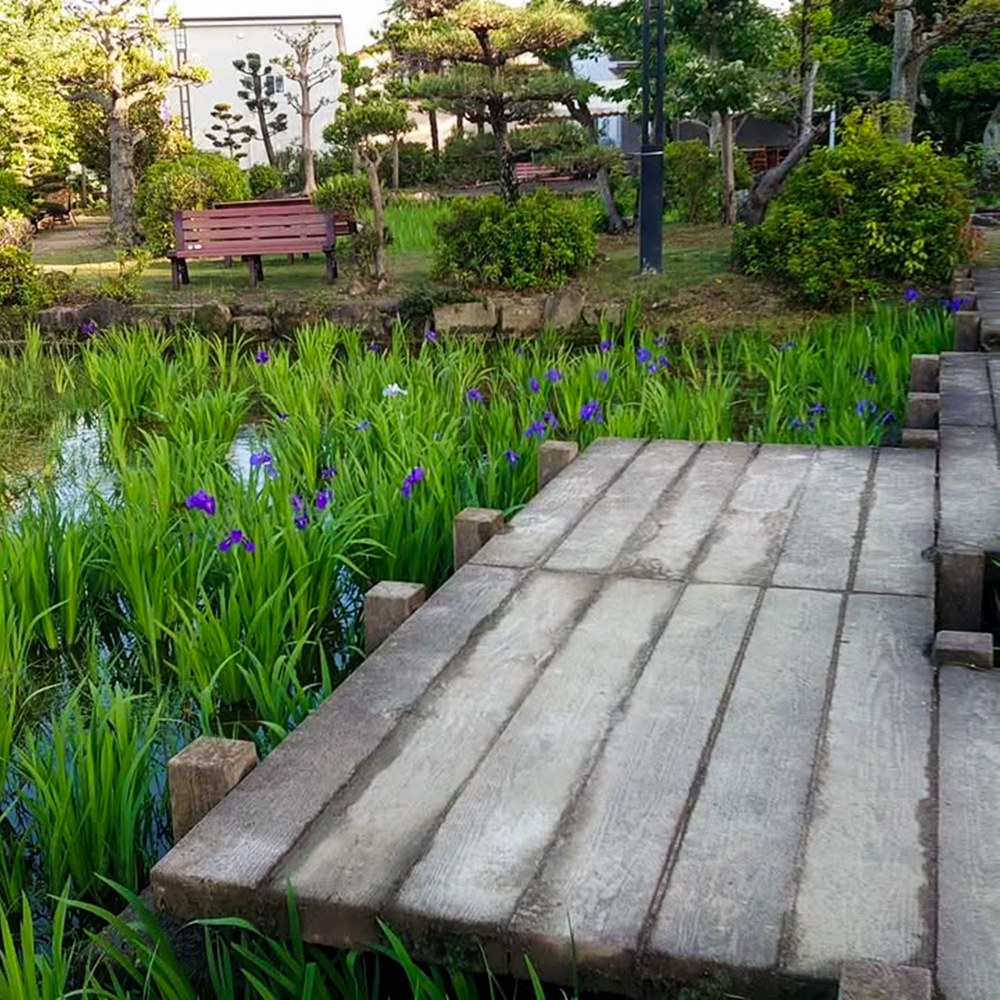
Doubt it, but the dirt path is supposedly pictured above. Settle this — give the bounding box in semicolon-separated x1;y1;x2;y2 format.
32;215;113;268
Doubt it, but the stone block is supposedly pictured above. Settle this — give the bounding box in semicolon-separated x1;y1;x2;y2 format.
839;960;932;1000
951;277;975;294
364;580;426;654
953;310;980;353
543;287;585;329
193;300;232;337
498;297;544;333
901;429;938;449
538;440;580;490
433;300;497;333
905;392;939;429
36;306;82;331
580;302;624;328
454;508;505;570
980;317;1000;353
933;630;994;667
908;354;939;393
954;266;971;281
231;314;272;335
168;737;258;842
935;546;985;632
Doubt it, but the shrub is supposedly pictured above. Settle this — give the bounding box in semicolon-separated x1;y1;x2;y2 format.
380;141;441;188
663;141;720;223
0;209;32;250
734;111;974;305
0;170;31;215
246;163;285;198
0;247;53;308
434;189;598;289
135;153;251;253
312;173;371;216
440;132;499;186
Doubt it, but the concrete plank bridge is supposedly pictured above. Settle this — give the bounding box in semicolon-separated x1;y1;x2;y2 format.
153;268;1000;999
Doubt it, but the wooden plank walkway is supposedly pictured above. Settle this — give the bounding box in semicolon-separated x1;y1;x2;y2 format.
152;437;945;994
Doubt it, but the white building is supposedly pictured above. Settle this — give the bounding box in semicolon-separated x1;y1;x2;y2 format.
164;15;347;167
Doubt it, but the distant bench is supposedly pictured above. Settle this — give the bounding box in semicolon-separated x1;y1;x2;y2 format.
513;162;576;185
168;199;358;290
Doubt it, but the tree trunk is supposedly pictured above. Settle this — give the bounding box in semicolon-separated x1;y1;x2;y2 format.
108;101;139;245
456;111;464;134
392;140;399;191
736;123;827;229
367;156;387;288
256;83;276;166
429;107;440;158
984;99;1000;175
709;111;722;150
301;88;316;194
797;0;813;140
566;98;625;234
720;111;736;225
490;105;518;203
891;0;923;143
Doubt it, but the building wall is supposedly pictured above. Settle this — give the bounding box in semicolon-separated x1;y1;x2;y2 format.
166;17;345;168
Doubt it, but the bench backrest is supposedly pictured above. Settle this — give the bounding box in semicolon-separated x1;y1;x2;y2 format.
214;197;359;235
173;202;338;256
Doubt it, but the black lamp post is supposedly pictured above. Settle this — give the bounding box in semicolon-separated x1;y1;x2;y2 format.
639;0;666;273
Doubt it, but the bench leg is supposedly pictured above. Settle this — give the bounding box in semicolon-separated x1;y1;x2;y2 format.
171;259;181;291
247;256;259;289
180;259;190;286
325;252;336;283
224;256;233;268
303;252;311;260
287;253;295;265
256;257;264;283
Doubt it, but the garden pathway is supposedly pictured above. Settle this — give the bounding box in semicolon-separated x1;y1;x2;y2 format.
153;434;947;995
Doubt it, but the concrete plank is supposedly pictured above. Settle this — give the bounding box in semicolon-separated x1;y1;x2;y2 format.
988;358;1000;430
616;443;756;578
649;588;841;971
389;577;680;934
786;594;934;978
150;563;522;921
507;583;760;988
472;438;645;569
938;666;1000;1000
939;353;994;427
853;449;935;596
693;445;815;586
773;448;872;592
270;570;600;945
938;425;1000;551
546;441;698;574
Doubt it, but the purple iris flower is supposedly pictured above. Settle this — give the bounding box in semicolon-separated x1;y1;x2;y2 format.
543;410;558;429
218;529;256;554
255;350;269;364
295;514;309;530
789;417;804;430
367;342;382;354
600;340;613;353
580;399;603;424
809;404;826;415
185;490;216;516
505;449;519;465
904;288;920;303
291;494;304;514
355;420;371;432
594;368;609;384
944;296;970;312
467;387;484;404
546;368;563;383
425;329;438;342
863;370;877;384
321;467;337;480
250;451;273;469
653;335;667;347
401;467;425;498
647;362;659;374
277;412;288;422
855;399;878;417
636;347;652;364
879;410;896;426
529;377;541;394
524;421;547;440
659;356;671;370
778;341;796;352
316;490;333;510
80;319;99;336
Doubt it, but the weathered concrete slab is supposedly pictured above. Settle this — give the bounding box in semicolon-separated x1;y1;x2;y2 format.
786;594;934;978
508;583;759;989
933;629;994;667
150;562;522;920
616;442;755;579
389;578;680;936
272;571;599;944
546;440;697;574
988;357;1000;428
853;449;935;597
938;425;1000;551
772;448;871;592
939;353;994;427
839;960;932;1000
693;445;815;586
938;666;1000;1000
649;588;840;971
472;438;645;569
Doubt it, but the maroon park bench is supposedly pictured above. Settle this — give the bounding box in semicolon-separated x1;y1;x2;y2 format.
168;200;357;290
514;162;576;184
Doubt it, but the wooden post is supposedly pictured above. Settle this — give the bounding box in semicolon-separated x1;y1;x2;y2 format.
365;581;426;654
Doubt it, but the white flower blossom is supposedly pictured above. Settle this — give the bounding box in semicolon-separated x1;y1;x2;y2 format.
382;383;408;398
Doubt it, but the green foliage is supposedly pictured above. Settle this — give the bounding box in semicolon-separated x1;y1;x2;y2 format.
0;248;54;309
434;189;598;289
0;210;32;251
382;141;442;187
312;174;372;216
663;141;722;223
735;112;975;304
92;249;151;303
135;153;251;253
204;103;253;161
246;162;285;197
0;171;31;215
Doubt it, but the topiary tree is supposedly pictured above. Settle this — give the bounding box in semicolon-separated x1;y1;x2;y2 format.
734;110;974;304
233;53;289;167
204;103;254;161
323;74;413;287
392;0;590;203
59;0;207;245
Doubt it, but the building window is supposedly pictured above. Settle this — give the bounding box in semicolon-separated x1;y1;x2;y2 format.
264;74;285;96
